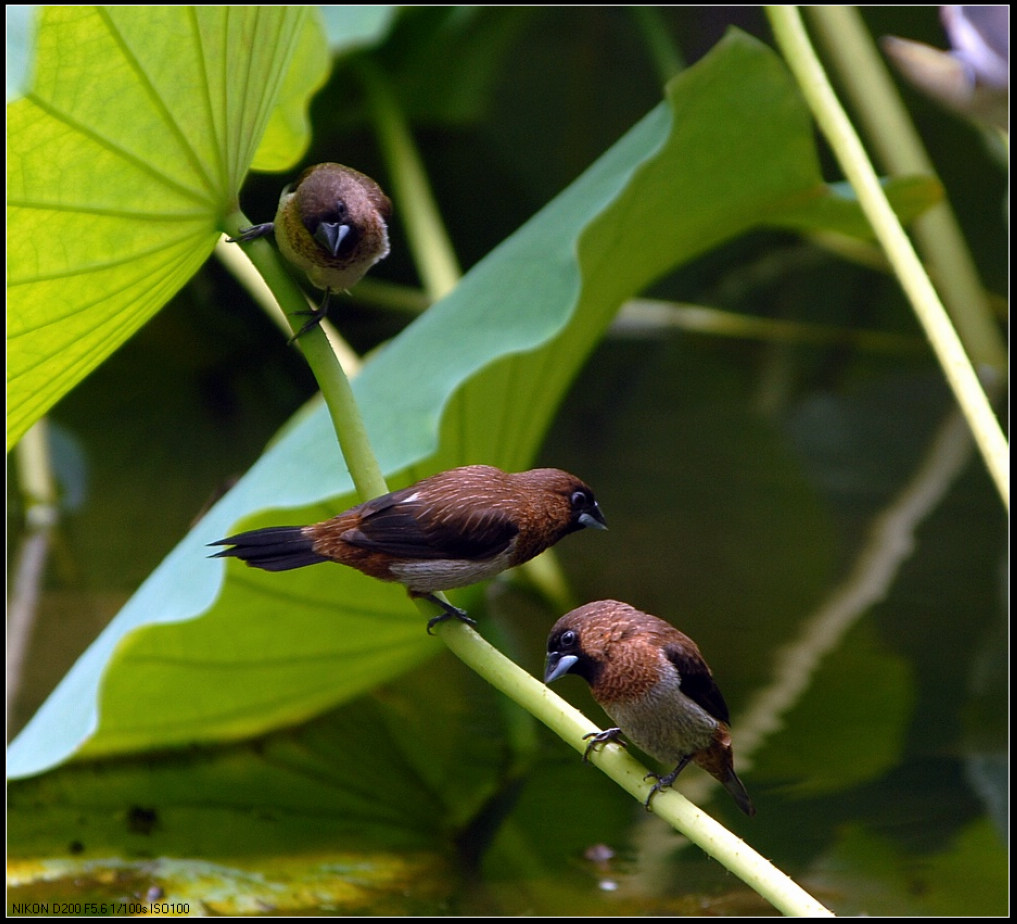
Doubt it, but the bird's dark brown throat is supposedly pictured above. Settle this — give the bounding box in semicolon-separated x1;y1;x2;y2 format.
545;599;754;816
228;162;392;340
210;465;606;631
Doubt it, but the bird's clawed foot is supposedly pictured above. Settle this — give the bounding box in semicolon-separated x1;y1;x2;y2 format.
424;595;477;634
225;221;327;343
227;222;275;244
642;772;672;809
287;291;333;344
642;755;692;809
581;727;626;762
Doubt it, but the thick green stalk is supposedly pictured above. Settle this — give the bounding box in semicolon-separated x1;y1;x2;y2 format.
8;419;60;726
629;6;685;84
435;617;834;917
355;58;462;302
223;78;831;901
221;213;387;502
766;7;1008;510
221;203;830;914
805;5;1007;376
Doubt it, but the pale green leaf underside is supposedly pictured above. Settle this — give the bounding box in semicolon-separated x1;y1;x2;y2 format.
7;31;939;778
6;6;328;449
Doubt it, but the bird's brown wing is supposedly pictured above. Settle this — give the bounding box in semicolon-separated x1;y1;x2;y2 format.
341;488;519;560
663;644;732;724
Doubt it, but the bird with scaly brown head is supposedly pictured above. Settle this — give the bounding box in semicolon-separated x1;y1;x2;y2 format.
210;465;607;631
545;599;755;816
228;162;392;338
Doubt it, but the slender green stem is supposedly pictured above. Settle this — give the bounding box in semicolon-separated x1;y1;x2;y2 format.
630;6;685;84
619;297;925;353
225;107;829;906
8;419;60;726
222;199;830;915
805;6;1007;375
346;277;432;317
222;212;387;501
433;615;834;917
355;57;462;301
766;7;1008;510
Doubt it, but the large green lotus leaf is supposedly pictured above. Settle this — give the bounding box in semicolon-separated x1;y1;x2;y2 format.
769;176;942;237
7;30;940;778
5;6;329;450
5;657;498;914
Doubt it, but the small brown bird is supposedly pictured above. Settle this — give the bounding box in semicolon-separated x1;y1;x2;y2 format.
210;465;606;630
544;599;755;816
229;162;391;337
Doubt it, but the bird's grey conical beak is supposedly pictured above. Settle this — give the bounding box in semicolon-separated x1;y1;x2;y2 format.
544;652;579;684
578;511;607;531
314;221;351;256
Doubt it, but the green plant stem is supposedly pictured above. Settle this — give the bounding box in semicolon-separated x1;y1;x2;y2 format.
222;210;464;622
618;297;925;353
224;187;830;913
434;616;834;917
629;6;685;84
222;212;387;501
354;57;462;301
8;419;60;727
766;7;1008;511
804;6;1007;376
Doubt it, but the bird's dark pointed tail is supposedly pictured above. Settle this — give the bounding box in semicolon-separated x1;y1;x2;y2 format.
208;526;329;571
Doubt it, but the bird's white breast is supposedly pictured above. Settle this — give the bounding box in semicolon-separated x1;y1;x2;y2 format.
388;546;516;593
605;677;718;765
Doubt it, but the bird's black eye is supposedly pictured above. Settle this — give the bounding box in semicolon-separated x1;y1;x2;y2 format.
570;490;591;508
561;629;577;648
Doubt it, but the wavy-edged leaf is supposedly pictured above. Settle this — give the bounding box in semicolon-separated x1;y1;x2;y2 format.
6;6;328;449
769;176;943;237
7;30;940;777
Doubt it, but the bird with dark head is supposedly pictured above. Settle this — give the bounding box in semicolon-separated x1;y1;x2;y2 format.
210;465;607;631
229;162;392;338
544;599;755;816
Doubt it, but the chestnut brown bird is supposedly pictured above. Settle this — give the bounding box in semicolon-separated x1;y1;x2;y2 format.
229;162;391;338
544;600;755;816
210;465;606;630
